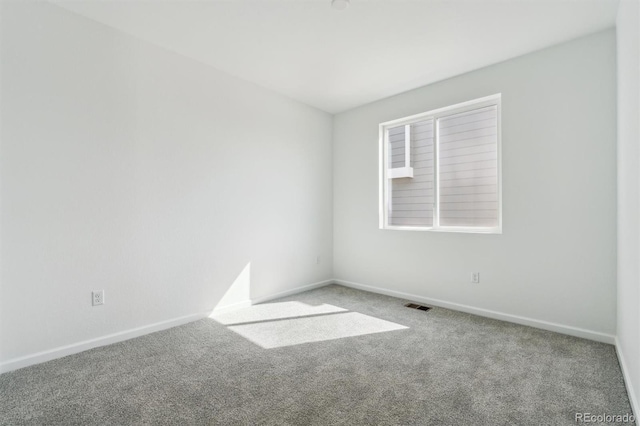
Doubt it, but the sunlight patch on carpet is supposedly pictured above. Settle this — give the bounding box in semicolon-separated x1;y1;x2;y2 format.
211;301;347;325
227;311;408;348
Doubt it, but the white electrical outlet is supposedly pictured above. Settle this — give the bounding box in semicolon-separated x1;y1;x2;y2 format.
316;256;321;264
471;273;480;284
92;290;104;306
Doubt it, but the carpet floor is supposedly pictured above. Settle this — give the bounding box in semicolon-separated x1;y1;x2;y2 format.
0;284;635;425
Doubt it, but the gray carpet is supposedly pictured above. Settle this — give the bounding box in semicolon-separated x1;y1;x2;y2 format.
0;284;635;425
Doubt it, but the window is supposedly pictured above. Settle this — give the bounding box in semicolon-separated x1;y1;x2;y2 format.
379;94;501;233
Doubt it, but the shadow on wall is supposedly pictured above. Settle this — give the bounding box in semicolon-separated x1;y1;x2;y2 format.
209;299;409;349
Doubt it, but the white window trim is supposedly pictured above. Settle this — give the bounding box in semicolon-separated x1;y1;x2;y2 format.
379;94;502;234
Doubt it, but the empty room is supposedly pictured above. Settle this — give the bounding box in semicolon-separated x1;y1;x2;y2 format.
1;0;639;424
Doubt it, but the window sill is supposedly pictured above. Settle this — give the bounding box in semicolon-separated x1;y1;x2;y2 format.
381;225;502;234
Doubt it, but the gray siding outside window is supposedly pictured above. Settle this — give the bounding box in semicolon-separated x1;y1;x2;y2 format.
389;119;434;227
438;106;499;227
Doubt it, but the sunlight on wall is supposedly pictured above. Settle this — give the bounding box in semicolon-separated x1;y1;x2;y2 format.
210;262;251;313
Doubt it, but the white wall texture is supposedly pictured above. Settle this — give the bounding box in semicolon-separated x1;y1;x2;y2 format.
617;0;640;415
333;30;617;337
0;2;333;366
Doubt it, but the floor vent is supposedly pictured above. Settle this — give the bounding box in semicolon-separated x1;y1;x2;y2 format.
404;303;431;311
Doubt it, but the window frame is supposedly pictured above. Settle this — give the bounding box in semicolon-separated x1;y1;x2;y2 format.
379;94;502;234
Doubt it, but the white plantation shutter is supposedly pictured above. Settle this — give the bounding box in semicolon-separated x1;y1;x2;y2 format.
437;106;499;228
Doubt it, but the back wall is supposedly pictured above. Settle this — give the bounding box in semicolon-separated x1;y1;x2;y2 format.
333;29;617;339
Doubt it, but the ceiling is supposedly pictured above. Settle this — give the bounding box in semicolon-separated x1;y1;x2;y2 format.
51;0;619;114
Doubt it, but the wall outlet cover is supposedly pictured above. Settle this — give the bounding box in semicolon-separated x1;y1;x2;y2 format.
92;290;104;306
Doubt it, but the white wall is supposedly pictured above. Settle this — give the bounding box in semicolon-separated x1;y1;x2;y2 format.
333;30;617;339
617;0;640;415
0;2;333;368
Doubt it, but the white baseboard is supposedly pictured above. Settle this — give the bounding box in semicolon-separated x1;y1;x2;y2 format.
250;279;334;305
1;277;617;375
0;279;335;374
210;300;253;315
211;279;333;313
0;312;208;374
334;279;616;345
615;338;639;419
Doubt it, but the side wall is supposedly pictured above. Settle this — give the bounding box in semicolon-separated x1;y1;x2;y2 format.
617;0;640;416
0;2;333;369
333;30;617;340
